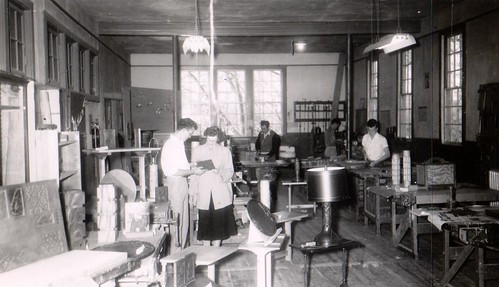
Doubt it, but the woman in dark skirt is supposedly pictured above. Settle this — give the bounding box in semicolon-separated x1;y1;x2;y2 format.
190;126;237;246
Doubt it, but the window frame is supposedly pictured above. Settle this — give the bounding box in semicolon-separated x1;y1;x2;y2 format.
367;58;379;121
397;49;413;139
441;30;465;145
47;24;60;85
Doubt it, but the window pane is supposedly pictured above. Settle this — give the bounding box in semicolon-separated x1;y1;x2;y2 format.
181;70;211;135
253;69;282;135
442;32;463;144
17;43;23;69
10;40;17;70
218;70;246;136
9;9;15;38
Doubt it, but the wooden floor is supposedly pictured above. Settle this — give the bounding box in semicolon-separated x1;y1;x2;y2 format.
188;171;494;287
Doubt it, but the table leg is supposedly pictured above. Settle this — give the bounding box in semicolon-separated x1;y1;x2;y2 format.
256;252;266;287
393;207;410;247
340;248;349;287
375;192;381;235
444;229;450;272
440;244;475;286
136;152;147;200
363;178;368;226
411;205;419;259
391;200;396;237
288;186;292;212
285;221;293;261
207;264;216;283
96;154;108;181
478;247;484;287
303;252;310;287
259;180;271;210
265;252;272;287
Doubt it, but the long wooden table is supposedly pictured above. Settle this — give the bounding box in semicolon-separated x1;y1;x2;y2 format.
368;185;499;258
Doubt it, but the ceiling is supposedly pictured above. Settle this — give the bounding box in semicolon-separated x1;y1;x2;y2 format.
74;0;458;55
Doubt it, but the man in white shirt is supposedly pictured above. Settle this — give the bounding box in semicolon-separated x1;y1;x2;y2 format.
161;118;204;252
362;119;391;168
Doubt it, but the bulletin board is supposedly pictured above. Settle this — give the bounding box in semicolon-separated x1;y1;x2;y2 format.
130;87;175;133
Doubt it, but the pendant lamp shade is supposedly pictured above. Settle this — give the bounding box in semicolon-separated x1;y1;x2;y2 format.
182;35;210;54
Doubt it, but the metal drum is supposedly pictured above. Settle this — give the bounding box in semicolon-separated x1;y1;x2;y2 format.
307;166;347;202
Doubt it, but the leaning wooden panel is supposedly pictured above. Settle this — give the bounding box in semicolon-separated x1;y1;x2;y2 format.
0;180;67;273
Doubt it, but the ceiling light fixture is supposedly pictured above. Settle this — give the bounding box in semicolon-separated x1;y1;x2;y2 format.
363;0;416;54
183;0;210;54
363;33;416;54
295;42;307;51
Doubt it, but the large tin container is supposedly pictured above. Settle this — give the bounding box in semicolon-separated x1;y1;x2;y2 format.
307;166;348;202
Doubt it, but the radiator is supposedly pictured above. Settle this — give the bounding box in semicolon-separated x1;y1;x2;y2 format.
489;169;499;191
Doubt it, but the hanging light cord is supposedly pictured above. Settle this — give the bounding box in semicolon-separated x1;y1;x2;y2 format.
397;0;401;33
376;0;380;41
194;0;200;36
209;0;219;126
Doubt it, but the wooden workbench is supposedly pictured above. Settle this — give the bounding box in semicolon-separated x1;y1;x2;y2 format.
368;185;499;258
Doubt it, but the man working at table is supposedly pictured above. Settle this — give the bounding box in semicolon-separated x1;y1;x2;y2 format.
255;120;281;211
362;119;390;168
161;118;204;252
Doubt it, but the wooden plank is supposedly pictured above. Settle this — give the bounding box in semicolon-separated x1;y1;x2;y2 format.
0;250;128;286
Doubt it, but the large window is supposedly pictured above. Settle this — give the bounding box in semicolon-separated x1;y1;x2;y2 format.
367;59;379;120
181;70;211;133
253;70;283;135
181;68;283;136
441;32;464;144
8;2;25;73
398;49;413;139
217;70;247;136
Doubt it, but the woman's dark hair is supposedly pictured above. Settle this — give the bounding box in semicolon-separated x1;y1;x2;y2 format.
204;126;226;143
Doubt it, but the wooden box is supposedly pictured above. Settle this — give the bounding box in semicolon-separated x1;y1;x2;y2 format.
417;158;455;187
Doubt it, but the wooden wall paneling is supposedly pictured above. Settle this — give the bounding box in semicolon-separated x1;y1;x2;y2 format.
33;129;59;182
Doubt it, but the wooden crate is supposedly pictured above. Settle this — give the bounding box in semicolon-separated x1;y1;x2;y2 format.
416;158;455;187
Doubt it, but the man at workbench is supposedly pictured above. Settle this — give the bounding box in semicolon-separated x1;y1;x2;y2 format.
255;120;281;211
362;119;391;168
161;118;205;252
